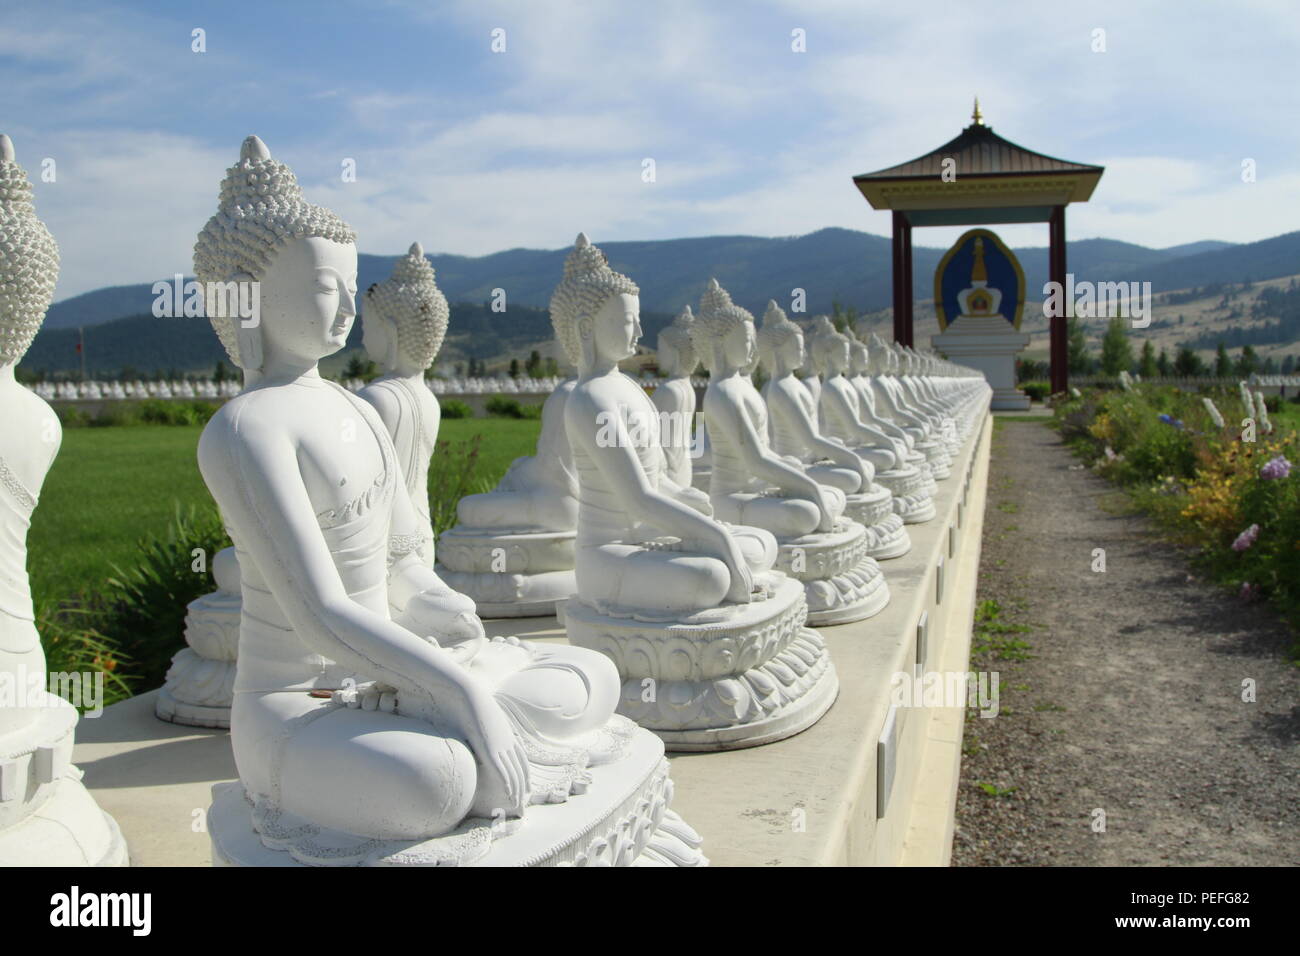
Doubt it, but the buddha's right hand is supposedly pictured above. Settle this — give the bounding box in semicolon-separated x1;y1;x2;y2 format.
462;687;530;819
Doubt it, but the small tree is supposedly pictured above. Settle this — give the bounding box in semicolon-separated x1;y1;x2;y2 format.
1174;346;1204;377
1156;348;1171;376
1235;345;1259;377
1067;316;1091;374
1099;316;1132;376
509;357;520;379
1214;342;1231;378
1139;340;1158;379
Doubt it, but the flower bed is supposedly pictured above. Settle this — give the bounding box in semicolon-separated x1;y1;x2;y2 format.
1055;385;1299;648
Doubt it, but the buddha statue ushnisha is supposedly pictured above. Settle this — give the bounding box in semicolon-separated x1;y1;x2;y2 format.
811;319;936;524
557;238;837;749
0;134;127;866
759;303;910;560
693;279;888;625
197;138;703;866
651;305;700;490
359;242;448;566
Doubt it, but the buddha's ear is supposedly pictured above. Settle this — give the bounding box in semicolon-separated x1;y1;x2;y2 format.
230;271;263;372
578;316;594;368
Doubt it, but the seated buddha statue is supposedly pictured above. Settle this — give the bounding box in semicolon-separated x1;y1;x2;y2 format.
0;133;126;865
757;303;909;559
693;280;888;625
555;237;837;749
358;242;447;566
810;319;936;525
436;358;580;615
196;138;702;866
865;333;954;473
651;305;699;490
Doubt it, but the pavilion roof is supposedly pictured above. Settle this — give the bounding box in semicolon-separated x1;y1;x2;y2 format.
854;121;1103;182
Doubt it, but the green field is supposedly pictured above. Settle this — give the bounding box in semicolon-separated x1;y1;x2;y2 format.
28;418;542;607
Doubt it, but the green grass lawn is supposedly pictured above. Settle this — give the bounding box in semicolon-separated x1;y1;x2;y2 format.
28;417;542;608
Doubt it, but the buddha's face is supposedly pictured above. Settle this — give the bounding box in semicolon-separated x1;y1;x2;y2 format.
851;346;869;374
592;292;641;364
779;331;805;371
258;237;358;365
722;321;755;371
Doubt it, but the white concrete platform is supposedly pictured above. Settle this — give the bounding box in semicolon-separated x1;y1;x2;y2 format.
73;411;992;866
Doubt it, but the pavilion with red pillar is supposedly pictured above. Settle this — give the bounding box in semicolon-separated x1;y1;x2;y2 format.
852;101;1103;394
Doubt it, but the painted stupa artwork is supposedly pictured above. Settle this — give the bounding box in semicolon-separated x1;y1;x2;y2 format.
930;227;1031;410
934;229;1025;331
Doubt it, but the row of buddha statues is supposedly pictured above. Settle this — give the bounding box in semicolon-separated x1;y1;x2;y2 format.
0;134;989;868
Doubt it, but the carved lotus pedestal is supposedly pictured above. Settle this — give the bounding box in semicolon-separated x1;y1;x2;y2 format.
157;548;241;729
435;527;577;618
841;482;911;560
0;692;128;866
913;435;952;480
564;573;838;751
208;718;706;866
773;518;890;625
871;462;937;524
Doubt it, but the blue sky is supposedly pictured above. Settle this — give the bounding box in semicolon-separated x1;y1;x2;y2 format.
3;0;1297;299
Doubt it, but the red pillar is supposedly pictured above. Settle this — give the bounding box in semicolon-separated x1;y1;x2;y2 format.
901;219;914;347
891;211;907;345
1049;205;1068;394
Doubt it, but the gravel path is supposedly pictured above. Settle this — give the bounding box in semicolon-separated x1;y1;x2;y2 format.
952;417;1299;866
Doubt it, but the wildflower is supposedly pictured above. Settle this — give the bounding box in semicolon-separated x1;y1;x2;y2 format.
1239;582;1260;602
1231;524;1260;552
1158;413;1173;425
1260;456;1292;480
1104;445;1118;461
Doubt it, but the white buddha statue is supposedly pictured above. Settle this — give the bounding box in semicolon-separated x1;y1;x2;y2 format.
809;318;936;524
693;279;888;625
435;342;580;615
651;305;699;490
0;134;127;866
865;332;953;480
759;303;910;560
556;237;837;749
196;138;701;866
358;242;447;565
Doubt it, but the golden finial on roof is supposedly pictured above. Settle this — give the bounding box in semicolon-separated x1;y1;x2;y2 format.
972;96;984;126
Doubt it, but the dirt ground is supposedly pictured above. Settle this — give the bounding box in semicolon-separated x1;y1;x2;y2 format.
952;417;1300;866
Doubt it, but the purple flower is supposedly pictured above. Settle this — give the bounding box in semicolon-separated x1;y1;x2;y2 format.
1260;456;1292;480
1158;413;1173;425
1232;524;1260;552
1240;582;1260;602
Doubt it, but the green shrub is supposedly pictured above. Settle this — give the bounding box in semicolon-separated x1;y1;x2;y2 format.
485;394;522;418
35;598;134;710
439;398;472;420
1022;381;1050;402
55;405;90;428
428;435;489;540
99;505;233;690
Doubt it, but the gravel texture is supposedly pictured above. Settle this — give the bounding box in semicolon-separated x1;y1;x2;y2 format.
952;417;1299;866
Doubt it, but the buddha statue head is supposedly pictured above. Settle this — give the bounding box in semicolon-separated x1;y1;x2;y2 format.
756;300;804;375
848;336;871;376
656;305;697;378
808;316;850;377
0;134;60;370
550;233;640;373
362;242;449;376
193;135;358;373
692;278;755;376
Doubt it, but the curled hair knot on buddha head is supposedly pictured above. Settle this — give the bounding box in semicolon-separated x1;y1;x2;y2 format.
193;135;357;368
0;134;60;364
549;232;639;367
365;242;448;370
